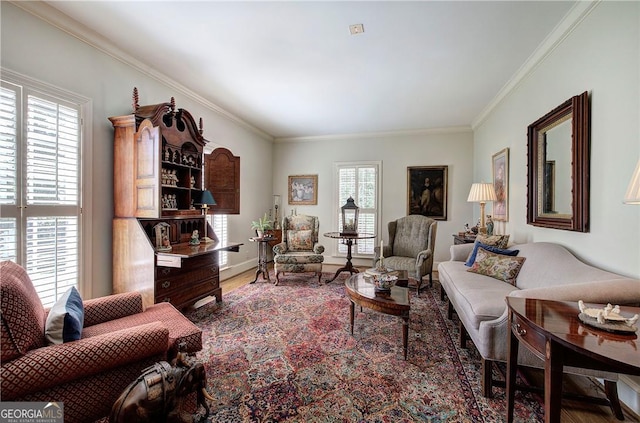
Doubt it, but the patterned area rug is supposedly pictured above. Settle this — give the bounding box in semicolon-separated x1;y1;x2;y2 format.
185;272;545;422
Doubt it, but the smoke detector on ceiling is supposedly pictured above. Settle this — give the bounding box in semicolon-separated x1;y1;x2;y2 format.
349;24;364;35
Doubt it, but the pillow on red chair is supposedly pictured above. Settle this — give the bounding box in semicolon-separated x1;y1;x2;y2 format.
45;287;84;344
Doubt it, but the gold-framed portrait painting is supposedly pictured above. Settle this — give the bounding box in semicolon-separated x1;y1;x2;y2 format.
288;174;318;205
492;148;509;221
407;166;448;220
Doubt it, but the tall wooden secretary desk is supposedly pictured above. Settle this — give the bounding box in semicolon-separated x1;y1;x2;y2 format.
109;88;241;310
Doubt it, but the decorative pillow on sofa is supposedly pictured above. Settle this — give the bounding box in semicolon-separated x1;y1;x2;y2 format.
467;247;526;285
45;287;84;345
465;242;519;267
288;230;313;251
476;234;510;249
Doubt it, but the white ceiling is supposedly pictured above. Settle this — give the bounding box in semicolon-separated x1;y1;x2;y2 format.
45;1;576;139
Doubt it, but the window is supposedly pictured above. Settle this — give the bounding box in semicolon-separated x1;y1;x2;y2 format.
210;214;228;266
334;162;380;257
1;74;87;307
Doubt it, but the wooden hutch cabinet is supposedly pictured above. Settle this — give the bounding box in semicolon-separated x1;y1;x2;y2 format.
109;89;241;310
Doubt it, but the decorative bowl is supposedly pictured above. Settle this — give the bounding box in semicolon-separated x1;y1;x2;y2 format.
373;274;398;291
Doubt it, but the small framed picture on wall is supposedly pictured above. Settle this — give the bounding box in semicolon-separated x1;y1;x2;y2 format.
288;174;318;205
407;166;448;220
492;148;509;221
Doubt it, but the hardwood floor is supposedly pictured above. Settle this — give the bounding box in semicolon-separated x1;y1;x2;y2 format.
218;264;639;422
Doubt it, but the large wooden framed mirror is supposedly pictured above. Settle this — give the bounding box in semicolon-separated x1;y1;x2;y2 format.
527;91;590;232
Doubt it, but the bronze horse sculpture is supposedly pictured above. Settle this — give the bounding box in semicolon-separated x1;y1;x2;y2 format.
110;344;215;423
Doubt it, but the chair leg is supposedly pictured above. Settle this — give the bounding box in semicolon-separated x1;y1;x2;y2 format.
447;300;453;320
440;285;446;301
604;380;625;420
317;272;322;284
275;271;280;286
429;272;433;288
482;358;494;398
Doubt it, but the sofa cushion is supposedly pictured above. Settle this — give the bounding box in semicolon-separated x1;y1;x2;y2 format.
45;287;84;344
0;261;46;361
467;247;526;285
82;302;202;356
438;260;517;329
464;242;519;267
288;229;313;251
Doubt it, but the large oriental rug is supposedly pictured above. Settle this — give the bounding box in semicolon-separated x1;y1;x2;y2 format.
185;272;545;422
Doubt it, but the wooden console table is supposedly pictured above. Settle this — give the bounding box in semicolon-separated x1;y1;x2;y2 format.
452;234;476;244
506;297;640;423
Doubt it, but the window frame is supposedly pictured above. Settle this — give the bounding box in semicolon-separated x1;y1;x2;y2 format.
332;160;381;259
209;213;228;267
1;68;93;301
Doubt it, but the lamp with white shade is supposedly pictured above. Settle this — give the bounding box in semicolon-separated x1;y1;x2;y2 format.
623;159;640;204
467;182;497;234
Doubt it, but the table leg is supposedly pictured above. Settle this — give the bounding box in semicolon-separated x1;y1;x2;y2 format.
326;238;360;282
506;312;519;423
261;242;271;282
349;300;355;335
251;241;271;283
545;339;563;423
402;316;409;360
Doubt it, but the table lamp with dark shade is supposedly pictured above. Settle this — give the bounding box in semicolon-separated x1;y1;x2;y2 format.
198;189;216;243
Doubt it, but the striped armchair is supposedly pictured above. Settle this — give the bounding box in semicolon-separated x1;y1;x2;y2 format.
373;215;437;292
0;261;202;423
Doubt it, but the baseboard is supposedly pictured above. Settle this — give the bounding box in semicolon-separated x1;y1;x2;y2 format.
220;259;256;280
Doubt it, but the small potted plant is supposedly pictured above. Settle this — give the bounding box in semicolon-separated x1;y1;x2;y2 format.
251;213;273;237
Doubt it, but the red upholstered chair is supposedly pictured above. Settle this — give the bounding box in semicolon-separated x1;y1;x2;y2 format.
0;261;202;423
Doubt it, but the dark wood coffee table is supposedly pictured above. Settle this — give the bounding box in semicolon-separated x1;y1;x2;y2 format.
345;273;411;359
506;297;640;423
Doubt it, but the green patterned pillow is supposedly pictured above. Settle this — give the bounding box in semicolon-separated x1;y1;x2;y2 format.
467;247;526;285
288;230;313;251
476;234;510;249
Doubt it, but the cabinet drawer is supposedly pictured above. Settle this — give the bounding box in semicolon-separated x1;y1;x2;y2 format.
512;314;546;360
156;258;219;280
156;278;217;309
156;265;219;293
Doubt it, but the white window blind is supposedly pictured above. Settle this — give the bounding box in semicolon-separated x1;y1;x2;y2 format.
0;79;82;307
336;162;380;256
211;214;228;266
0;86;19;262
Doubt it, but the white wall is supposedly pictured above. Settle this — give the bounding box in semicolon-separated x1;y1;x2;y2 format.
1;2;275;298
473;1;640;279
273;129;474;266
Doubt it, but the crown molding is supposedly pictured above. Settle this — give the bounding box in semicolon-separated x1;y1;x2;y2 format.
11;1;273;141
275;125;472;144
471;1;600;129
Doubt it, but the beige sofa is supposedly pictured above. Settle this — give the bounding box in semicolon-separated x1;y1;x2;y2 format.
438;242;640;417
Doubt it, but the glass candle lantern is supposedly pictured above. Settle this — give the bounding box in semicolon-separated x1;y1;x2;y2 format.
341;196;359;235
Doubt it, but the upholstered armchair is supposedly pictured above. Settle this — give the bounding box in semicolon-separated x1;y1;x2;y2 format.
373;215;437;291
273;214;325;284
0;261;202;423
